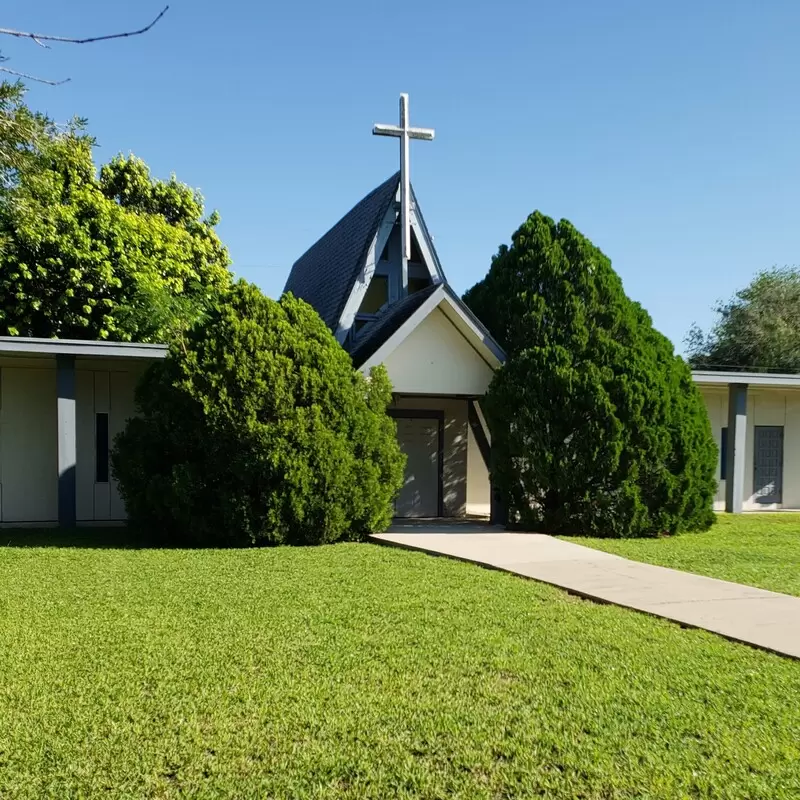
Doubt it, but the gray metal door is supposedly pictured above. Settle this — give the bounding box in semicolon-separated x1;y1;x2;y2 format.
395;417;439;518
754;426;784;503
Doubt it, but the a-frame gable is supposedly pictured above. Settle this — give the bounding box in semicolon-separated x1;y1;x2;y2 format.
335;183;447;344
284;173;400;332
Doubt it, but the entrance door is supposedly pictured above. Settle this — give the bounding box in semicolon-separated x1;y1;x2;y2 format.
395;417;440;517
754;426;784;503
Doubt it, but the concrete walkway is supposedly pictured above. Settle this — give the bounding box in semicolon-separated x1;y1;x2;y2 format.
372;529;800;659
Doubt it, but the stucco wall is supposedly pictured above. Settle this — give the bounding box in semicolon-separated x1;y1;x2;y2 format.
699;386;800;510
382;308;495;396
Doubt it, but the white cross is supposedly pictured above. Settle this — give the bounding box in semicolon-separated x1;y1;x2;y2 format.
373;93;434;293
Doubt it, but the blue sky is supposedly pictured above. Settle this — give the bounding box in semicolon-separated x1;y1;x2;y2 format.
4;1;800;350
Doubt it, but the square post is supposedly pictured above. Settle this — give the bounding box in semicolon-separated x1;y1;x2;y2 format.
725;383;748;513
489;445;507;527
56;354;76;528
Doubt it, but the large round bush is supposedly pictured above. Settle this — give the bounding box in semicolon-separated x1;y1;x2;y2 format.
112;281;406;546
464;212;717;537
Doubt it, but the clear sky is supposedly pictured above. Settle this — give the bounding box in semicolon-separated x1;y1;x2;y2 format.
4;1;800;350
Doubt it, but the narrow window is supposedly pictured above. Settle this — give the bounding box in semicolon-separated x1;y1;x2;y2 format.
95;412;109;483
720;427;728;481
358;275;389;315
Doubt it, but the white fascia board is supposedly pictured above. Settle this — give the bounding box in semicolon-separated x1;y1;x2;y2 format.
359;285;448;372
438;287;505;367
410;204;444;284
691;370;800;389
359;285;505;374
334;203;398;344
0;336;167;360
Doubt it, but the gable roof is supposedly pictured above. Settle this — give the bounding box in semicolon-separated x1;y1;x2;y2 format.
349;284;439;367
351;283;506;371
284;172;400;331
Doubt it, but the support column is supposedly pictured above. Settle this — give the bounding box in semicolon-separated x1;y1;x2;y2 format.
725;383;748;514
56;355;76;528
489;445;508;528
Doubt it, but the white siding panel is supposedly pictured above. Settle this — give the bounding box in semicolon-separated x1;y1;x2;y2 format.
109;370;138;520
0;367;58;523
699;389;726;510
76;370;95;521
784;395;800;509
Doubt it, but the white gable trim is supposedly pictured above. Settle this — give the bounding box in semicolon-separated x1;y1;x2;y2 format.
334;186;446;344
334;203;398;344
359;286;505;375
409;202;444;285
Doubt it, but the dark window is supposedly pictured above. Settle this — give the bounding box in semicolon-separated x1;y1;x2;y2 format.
720;427;728;481
408;276;431;295
95;412;109;483
358;275;389;314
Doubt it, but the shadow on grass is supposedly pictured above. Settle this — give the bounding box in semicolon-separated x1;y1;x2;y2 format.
0;527;164;550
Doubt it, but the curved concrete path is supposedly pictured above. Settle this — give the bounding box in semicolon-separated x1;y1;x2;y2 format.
372;529;800;659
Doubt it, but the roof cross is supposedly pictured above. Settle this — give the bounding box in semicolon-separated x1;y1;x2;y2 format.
373;93;434;294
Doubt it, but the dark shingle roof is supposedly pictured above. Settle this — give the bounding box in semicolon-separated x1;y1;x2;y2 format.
349;284;440;367
283;172;400;331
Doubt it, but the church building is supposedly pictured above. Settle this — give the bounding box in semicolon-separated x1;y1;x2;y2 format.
284;95;504;519
1;94;800;527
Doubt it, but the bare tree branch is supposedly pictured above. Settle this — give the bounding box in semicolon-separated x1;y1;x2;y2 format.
0;6;169;46
0;65;69;85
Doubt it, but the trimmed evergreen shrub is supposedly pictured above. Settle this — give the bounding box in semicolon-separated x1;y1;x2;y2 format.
112;281;405;546
464;212;717;537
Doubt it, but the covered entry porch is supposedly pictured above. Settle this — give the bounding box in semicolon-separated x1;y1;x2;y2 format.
389;396;492;519
353;284;505;521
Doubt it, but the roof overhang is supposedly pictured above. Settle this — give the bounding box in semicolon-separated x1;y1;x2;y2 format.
359;284;505;373
0;336;168;360
692;370;800;389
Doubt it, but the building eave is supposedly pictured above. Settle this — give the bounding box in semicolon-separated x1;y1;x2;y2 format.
691;370;800;389
0;336;168;360
359;285;506;373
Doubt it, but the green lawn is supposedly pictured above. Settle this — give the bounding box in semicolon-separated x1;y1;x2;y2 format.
567;514;800;596
1;532;799;798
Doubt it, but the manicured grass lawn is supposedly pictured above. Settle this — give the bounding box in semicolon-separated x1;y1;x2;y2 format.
1;531;799;798
567;514;800;597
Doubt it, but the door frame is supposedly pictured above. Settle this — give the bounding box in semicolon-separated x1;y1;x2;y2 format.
753;425;784;504
389;409;445;517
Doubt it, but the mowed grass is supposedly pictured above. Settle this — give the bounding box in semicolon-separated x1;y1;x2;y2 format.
1;534;800;798
568;514;800;596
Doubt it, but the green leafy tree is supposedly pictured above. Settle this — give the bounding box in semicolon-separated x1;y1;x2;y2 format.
465;212;716;538
687;267;800;373
0;88;230;341
0;81;43;180
112;281;406;547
